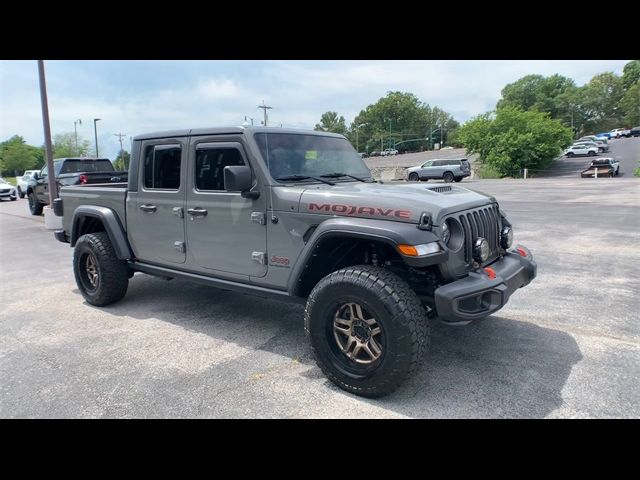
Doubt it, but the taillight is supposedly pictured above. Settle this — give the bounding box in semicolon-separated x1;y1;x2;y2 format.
79;174;88;184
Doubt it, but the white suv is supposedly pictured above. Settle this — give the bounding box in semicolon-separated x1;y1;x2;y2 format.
565;144;598;157
381;148;398;156
610;128;629;138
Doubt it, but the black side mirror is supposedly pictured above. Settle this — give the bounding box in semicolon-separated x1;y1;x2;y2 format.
224;165;258;199
33;172;40;180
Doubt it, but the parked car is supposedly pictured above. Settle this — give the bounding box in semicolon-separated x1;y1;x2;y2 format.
406;158;471;183
369;151;381;157
0;177;17;201
381;148;398;156
610;128;629;138
16;169;40;198
574;140;609;153
596;132;611;140
578;135;608;145
580;157;619;178
26;158;128;215
630;126;640;137
54;126;536;398
564;144;598;157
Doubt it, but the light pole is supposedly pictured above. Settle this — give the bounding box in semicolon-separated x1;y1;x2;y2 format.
74;119;82;155
93;118;101;157
355;123;368;152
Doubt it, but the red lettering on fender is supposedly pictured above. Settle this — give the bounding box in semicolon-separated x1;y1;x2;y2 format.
395;210;411;219
376;208;393;216
332;205;348;213
308;203;330;212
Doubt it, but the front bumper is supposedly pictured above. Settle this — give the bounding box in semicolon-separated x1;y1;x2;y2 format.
434;245;537;323
0;189;16;198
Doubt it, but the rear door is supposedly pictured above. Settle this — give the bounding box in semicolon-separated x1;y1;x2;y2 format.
127;139;187;264
184;137;267;277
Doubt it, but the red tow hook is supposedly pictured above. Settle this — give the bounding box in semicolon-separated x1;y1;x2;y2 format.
517;247;527;257
484;267;497;279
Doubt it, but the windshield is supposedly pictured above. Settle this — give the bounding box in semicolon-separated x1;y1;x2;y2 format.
254;133;372;182
0;177;6;183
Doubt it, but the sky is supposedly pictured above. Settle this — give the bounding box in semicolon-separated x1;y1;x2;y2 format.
0;60;629;160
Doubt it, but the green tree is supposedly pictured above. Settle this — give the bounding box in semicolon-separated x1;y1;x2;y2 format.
52;132;92;157
577;72;625;132
351;91;457;152
497;74;578;120
314;111;347;135
620;82;640;126
458;106;573;177
114;150;130;171
622;60;640;90
0;135;44;176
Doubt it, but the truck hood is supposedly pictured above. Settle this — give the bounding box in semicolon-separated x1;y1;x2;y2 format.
295;182;496;225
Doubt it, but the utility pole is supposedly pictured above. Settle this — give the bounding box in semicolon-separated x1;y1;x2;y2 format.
257;100;272;126
114;132;127;168
37;60;58;204
74;119;82;155
93;118;101;157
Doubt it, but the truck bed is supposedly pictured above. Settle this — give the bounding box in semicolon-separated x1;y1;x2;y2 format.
59;184;128;234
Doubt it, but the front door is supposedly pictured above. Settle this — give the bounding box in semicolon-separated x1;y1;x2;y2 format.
185;139;267;277
127;139;187;264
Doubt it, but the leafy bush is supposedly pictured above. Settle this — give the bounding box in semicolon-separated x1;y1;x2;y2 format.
458;106;573;177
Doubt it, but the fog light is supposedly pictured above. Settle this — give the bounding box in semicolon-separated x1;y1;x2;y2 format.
473;237;490;263
500;226;513;249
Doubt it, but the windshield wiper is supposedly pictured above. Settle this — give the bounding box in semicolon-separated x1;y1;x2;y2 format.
276;174;335;186
319;172;371;182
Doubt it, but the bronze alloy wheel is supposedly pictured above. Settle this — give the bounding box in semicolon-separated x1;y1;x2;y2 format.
332;302;383;365
81;252;99;292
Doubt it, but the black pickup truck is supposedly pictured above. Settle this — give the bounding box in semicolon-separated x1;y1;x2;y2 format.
27;158;127;215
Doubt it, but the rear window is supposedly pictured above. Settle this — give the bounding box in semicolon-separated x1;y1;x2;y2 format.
58;159;115;174
592;159;611;165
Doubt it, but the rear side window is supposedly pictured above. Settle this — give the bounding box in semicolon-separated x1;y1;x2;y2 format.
195;147;245;191
59;159;114;174
144;145;182;190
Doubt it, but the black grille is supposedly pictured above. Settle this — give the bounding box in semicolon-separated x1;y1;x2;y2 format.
457;204;501;265
0;189;10;194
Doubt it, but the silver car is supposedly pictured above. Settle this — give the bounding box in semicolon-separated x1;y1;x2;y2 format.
406;158;471;183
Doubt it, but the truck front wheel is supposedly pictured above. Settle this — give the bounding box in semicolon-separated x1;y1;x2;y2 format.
73;232;129;306
304;265;430;397
28;192;43;215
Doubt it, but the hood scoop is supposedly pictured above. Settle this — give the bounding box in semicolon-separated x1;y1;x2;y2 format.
424;185;464;194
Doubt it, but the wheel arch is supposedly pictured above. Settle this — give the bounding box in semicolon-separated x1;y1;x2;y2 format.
71;206;133;260
287;217;444;298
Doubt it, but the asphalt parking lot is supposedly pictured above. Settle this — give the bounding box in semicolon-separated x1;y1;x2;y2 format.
1;163;639;417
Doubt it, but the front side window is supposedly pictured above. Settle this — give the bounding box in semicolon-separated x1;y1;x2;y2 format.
144;145;181;190
254;133;371;181
195;147;245;191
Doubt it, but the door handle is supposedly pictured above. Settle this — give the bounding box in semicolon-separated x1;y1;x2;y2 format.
139;204;157;213
187;208;208;217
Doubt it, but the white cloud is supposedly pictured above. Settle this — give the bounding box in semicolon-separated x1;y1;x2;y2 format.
0;60;629;160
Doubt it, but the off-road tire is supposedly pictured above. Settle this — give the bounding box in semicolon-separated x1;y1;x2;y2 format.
28;192;43;215
443;171;454;183
18;187;25;199
304;265;430;398
73;232;129;306
408;172;419;182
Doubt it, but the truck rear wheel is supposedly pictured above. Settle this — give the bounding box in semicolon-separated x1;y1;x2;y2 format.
73;232;129;306
28;192;43;215
304;265;430;397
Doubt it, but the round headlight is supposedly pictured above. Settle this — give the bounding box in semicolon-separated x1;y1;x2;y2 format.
473;237;490;263
441;222;450;244
500;226;513;249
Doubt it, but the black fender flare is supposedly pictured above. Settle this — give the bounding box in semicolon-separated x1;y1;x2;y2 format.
70;206;133;260
286;217;446;296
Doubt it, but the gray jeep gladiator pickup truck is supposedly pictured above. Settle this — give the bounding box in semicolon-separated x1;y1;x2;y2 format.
54;127;536;397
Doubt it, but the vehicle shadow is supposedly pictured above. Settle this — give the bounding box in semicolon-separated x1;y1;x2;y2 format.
84;275;582;418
